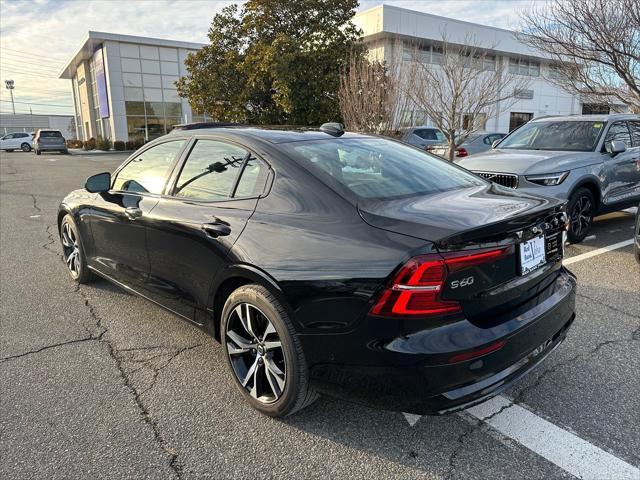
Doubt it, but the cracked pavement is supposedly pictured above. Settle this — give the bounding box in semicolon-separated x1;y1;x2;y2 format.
1;151;638;479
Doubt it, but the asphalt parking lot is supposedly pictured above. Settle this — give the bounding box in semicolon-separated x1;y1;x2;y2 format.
1;150;638;479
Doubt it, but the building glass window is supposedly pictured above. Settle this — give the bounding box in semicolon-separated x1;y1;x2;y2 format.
509;112;533;131
483;55;496;71
582;104;610;115
510;58;540;77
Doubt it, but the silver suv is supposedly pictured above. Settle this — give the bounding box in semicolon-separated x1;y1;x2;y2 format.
456;114;640;242
33;129;68;155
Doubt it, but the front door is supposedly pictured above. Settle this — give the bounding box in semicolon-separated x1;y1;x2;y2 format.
143;138;271;320
601;121;640;207
85;139;188;289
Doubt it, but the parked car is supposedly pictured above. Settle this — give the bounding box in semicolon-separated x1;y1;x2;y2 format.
431;132;507;158
59;123;576;417
0;132;33;152
455;114;640;243
634;204;640;264
400;126;447;150
455;132;507;157
33;129;68;155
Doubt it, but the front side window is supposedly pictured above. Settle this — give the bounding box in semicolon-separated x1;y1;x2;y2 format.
283;138;484;200
112;140;186;194
603;122;632;151
500;121;603;152
173;140;248;201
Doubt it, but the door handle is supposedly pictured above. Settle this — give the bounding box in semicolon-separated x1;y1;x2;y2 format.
124;207;143;219
201;221;231;238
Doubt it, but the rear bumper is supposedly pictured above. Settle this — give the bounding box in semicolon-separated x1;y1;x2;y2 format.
35;143;66;151
300;268;576;414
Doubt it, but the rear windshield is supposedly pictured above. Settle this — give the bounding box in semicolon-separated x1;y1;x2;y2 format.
283;138;485;200
499;121;604;152
39;131;63;138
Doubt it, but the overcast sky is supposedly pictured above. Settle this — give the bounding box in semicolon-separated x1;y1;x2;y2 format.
0;0;537;116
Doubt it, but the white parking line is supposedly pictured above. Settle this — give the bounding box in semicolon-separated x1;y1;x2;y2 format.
564;239;634;265
466;395;640;480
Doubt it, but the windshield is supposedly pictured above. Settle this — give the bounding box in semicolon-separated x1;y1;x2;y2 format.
283;138;485;200
499;121;604;152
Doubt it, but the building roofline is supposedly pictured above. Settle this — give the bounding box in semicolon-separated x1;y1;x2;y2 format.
59;31;205;79
354;4;546;59
359;4;519;36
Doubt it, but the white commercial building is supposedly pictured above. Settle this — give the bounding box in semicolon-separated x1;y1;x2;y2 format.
59;32;205;142
353;4;624;132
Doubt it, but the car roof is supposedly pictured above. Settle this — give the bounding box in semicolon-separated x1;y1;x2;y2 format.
169;126;368;144
531;114;639;123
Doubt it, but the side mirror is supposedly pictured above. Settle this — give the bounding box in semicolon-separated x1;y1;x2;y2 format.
607;140;626;156
85;172;111;193
492;139;501;149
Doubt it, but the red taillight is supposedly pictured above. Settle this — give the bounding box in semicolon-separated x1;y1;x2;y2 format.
370;247;511;318
455;148;468;157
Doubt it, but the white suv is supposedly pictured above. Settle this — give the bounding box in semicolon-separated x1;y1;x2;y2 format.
0;132;33;152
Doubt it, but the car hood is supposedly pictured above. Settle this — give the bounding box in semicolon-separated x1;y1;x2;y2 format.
455;149;601;175
358;184;564;246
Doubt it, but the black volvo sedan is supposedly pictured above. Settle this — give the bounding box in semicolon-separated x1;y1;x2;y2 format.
58;123;576;417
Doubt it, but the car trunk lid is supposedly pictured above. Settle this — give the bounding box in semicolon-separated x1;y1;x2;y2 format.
359;184;567;320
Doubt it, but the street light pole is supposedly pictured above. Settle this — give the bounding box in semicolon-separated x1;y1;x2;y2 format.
5;80;16;114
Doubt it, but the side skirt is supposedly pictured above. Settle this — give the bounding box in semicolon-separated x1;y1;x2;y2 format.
87;265;207;329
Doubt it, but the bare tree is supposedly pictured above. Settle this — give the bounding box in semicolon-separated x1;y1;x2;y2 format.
519;0;640;112
338;52;413;137
403;34;531;161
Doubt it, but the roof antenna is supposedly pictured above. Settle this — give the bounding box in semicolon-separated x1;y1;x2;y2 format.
319;122;345;137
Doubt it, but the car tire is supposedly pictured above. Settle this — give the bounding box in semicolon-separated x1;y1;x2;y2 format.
59;214;96;284
221;284;318;417
35;150;41;155
567;188;595;243
21;143;31;152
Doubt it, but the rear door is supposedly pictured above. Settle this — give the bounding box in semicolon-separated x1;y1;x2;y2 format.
144;138;271;320
601;121;640;207
86;139;188;289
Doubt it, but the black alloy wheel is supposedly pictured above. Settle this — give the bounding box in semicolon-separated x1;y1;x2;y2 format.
567;188;595;243
221;284;317;417
59;214;95;283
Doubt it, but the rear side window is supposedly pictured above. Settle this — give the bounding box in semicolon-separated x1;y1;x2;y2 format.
284;138;484;200
414;129;437;140
235;157;269;198
414;129;445;141
173;140;265;201
112;140;186;194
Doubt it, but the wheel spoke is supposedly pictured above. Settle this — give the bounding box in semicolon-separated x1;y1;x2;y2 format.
261;321;276;341
236;304;258;340
264;340;282;351
226;329;255;354
264;359;285;398
242;357;259;388
249;361;261;399
62;224;74;247
66;249;76;267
